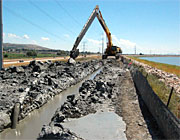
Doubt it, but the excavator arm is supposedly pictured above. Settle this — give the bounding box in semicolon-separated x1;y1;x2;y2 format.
96;10;113;48
70;6;99;59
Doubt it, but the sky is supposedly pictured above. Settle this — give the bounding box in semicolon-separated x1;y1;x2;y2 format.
3;0;180;54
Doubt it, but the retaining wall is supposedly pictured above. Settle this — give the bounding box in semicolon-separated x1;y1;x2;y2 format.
131;69;180;139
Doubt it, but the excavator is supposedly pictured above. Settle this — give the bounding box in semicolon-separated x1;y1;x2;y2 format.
69;5;122;61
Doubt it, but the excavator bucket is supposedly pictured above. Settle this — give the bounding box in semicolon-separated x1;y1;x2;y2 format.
70;49;79;59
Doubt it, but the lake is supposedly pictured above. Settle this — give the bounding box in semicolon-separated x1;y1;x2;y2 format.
139;56;180;66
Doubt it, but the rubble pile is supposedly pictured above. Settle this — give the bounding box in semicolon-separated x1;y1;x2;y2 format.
0;60;102;132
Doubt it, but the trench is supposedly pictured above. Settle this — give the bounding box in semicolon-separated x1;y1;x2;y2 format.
0;68;102;140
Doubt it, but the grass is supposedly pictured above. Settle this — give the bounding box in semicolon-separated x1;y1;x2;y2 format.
139;66;180;119
127;56;180;118
4;53;61;59
127;56;180;77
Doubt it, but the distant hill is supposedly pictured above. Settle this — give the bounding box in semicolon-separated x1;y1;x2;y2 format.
3;43;52;51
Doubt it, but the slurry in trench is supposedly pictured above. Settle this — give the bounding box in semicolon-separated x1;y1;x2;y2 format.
62;111;127;140
0;68;102;140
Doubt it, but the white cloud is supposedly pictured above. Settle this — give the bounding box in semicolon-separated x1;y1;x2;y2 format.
23;34;30;39
8;33;21;39
41;37;50;41
87;38;101;45
64;34;70;38
119;39;136;47
112;35;136;48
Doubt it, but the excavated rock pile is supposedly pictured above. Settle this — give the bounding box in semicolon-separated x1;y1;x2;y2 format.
38;59;125;139
0;60;102;132
38;59;164;140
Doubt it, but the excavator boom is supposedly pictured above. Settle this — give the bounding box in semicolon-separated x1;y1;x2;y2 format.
70;6;98;59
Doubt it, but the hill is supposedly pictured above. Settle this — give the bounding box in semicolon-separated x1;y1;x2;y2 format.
3;43;52;51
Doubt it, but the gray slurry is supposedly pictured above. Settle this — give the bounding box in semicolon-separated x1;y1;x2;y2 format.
62;111;127;140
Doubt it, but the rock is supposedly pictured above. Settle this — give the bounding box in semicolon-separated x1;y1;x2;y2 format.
91;95;99;103
28;91;39;98
37;61;44;65
0;112;11;132
48;78;53;86
38;125;83;140
0;59;103;133
67;94;75;103
96;81;106;92
51;112;65;123
12;79;18;83
35;94;45;105
32;72;40;77
17;67;25;73
29;60;37;67
33;65;41;72
107;81;115;87
9;66;25;73
68;58;76;65
19;88;24;92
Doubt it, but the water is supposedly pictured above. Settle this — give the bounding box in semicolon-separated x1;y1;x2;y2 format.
63;111;127;140
139;56;180;66
0;68;102;140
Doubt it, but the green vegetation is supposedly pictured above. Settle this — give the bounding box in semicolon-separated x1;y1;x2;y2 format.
4;53;26;59
128;56;180;77
3;52;65;59
127;56;180;118
139;66;180;119
26;51;37;57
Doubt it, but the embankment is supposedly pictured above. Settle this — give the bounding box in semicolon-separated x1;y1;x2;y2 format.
123;56;180;95
123;57;180;139
131;68;180;139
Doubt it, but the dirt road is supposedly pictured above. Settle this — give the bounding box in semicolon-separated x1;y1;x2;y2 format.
3;55;100;67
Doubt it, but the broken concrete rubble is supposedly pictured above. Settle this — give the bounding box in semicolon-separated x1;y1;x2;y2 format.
38;59;164;140
0;59;102;132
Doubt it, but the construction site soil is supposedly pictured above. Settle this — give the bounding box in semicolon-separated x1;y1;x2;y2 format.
0;59;102;132
38;59;164;140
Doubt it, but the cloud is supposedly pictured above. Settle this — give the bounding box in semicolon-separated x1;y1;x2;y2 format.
87;38;101;45
64;34;70;38
3;33;5;37
41;37;50;41
112;35;136;48
23;34;30;39
8;33;21;39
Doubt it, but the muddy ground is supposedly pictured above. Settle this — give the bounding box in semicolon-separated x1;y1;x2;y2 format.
38;59;164;140
0;59;102;132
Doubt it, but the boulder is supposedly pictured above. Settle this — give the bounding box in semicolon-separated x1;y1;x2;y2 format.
67;94;75;103
0;112;11;132
10;66;24;73
51;112;65;123
68;58;76;65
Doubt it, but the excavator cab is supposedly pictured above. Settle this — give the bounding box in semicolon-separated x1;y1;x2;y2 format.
102;45;122;59
111;46;117;51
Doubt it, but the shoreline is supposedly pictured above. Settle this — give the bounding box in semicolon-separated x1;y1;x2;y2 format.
124;54;180;57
